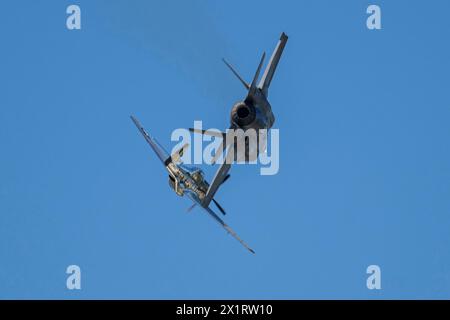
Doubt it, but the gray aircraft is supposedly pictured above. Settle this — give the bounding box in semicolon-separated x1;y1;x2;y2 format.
190;32;288;210
130;115;255;254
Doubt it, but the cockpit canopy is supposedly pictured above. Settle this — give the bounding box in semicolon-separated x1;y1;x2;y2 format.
180;164;209;191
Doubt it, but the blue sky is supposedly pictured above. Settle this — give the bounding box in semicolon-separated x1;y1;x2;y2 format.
1;0;449;299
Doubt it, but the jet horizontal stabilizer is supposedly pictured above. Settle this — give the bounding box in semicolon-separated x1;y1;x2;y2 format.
188;128;225;138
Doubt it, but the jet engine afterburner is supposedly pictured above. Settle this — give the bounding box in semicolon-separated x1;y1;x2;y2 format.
230;101;256;127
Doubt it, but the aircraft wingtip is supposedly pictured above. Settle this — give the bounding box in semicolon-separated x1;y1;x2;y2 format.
130;115;139;124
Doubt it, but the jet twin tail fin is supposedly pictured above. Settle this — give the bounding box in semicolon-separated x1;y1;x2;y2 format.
258;32;288;96
222;32;288;97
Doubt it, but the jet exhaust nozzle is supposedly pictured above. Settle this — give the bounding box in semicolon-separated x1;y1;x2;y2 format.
231;101;256;127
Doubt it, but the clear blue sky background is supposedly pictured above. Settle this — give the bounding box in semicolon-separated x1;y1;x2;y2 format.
1;0;449;299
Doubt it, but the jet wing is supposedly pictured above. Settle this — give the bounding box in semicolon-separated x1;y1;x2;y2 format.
185;193;254;253
188;128;226;164
204;206;255;254
131;115;170;165
202;161;231;208
188;127;232;207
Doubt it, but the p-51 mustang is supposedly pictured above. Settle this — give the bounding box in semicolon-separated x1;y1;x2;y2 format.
190;32;288;211
130;115;255;254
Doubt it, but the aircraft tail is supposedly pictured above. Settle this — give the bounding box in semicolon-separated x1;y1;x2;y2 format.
222;58;249;90
222;52;266;96
258;32;288;97
248;52;266;96
222;32;288;97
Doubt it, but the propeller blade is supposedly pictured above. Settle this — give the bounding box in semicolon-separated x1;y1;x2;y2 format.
212;199;226;216
187;203;197;213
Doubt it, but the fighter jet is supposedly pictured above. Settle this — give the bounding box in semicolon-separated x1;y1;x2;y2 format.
190;32;288;210
130;115;255;254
